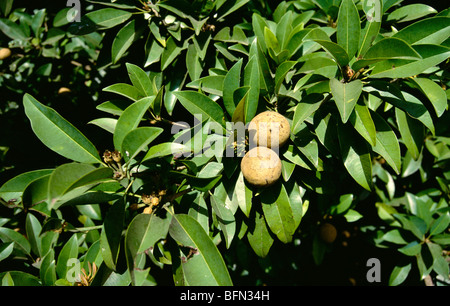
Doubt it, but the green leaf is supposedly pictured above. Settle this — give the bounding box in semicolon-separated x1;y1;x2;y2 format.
349;100;376;147
393;16;450;45
216;0;250;21
161;36;184;71
410;78;447;118
0;271;41;286
103;83;144;102
142;142;190;162
369;44;450;79
47;163;95;209
246;209;274;258
25;213;43;257
169;214;233;286
122;127;163;163
243;56;260;123
89;118;117;134
387;4;437;23
186;44;202;82
0;169;53;202
395;108;424;160
23;94;101;164
85;8;132;29
338;123;372;191
233;171;253;217
22;175;50;211
274;61;296;94
352;37;421;72
0;227;31;255
55;234;78;280
0;242;14;262
0;18;28;40
173;91;225;128
389;263;411;286
126;63;154;97
261;183;297;243
371;111;401;174
429;212;450;236
101;198;126;271
364;82;435;135
223;59;243;117
330;78;363;124
336;0;361;59
292;93;323;135
312;40;350;67
398;241;422;256
358;0;382;57
210;194;235;249
113;97;154;151
125;213;172;285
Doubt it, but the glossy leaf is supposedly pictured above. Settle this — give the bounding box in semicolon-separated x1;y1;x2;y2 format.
352;37;421;72
349;101;376;147
312;40;349;67
103;83;144;101
358;0;382;57
169;214;233;285
25;213;43;257
125;213;172;285
336;0;361;59
23;94;101;164
292;93;324;135
100;198;126;271
210;194;235;249
233;171;253;217
0;227;31;255
369;44;450;79
173;91;225;128
395;108;424;160
85;8;131;29
223;59;243;117
338;123;372;191
243;56;260;123
389;263;411;286
113;97;154;151
246;209;274;258
0;169;53;202
387;4;437;23
122;127;163;163
393;16;450;45
371;111;401;174
55;234;78;279
112;20;140;64
261;183;297;243
330;78;363;124
126;63;154;97
410;78;447;118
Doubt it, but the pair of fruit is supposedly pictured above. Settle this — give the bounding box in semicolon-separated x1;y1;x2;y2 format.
240;111;290;187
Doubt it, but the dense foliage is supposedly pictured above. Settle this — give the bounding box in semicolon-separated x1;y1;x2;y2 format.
0;0;449;286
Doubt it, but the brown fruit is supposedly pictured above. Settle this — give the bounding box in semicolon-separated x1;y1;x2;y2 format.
248;111;290;149
319;223;337;244
240;146;282;187
0;48;11;60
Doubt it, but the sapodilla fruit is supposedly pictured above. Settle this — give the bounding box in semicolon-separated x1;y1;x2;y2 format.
319;222;337;244
0;48;11;60
240;146;282;187
248;111;290;149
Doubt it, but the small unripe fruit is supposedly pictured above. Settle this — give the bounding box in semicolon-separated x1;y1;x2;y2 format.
248;111;290;149
319;223;337;244
58;87;71;95
0;48;11;60
240;147;282;187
